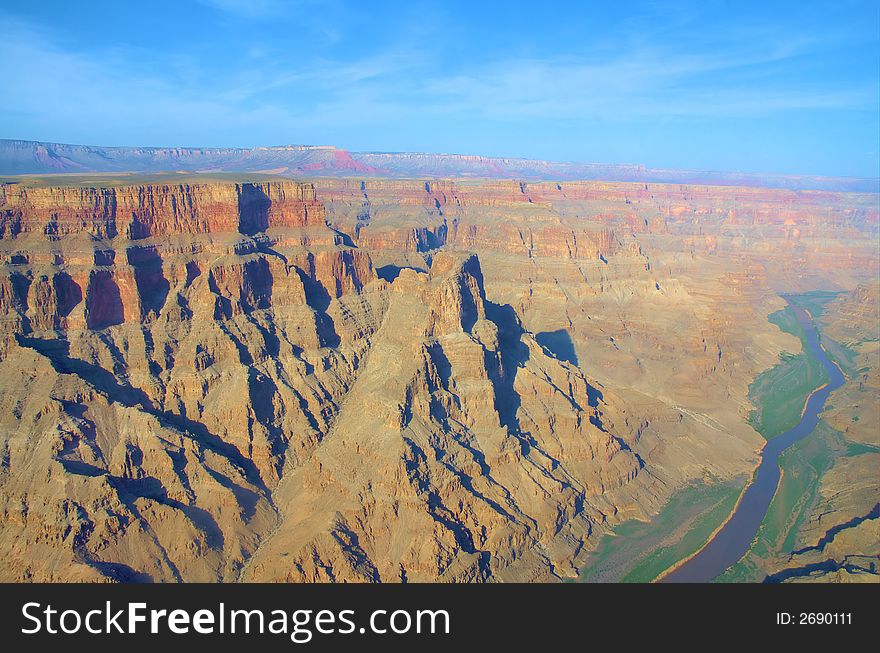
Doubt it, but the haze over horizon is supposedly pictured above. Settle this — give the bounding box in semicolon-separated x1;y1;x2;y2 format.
1;0;878;178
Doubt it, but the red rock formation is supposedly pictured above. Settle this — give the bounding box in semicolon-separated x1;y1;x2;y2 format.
0;181;326;240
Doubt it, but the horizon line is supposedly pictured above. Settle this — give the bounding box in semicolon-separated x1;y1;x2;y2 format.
2;137;879;184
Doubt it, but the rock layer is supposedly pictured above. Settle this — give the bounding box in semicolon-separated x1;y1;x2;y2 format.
0;176;876;582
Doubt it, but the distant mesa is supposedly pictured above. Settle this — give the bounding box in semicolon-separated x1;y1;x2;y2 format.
1;139;877;193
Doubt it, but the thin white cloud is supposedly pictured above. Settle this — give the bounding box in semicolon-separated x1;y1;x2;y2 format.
0;9;875;146
410;51;878;121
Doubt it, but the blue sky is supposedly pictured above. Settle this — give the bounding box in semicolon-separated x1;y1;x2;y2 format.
1;0;878;176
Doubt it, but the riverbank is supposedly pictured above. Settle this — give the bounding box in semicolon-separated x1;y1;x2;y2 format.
747;304;830;439
659;299;845;582
577;291;873;583
661;377;834;582
577;478;745;583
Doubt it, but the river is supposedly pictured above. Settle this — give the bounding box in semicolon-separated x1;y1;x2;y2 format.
661;301;845;582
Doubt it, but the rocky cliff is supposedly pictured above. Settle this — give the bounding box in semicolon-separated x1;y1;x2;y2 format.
0;179;652;581
0;176;875;582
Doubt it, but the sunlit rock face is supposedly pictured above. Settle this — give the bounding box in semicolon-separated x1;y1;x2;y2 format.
0;176;876;582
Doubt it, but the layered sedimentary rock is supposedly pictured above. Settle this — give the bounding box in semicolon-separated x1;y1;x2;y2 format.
319;178;879;291
0;180;375;581
243;252;645;581
319;178;878;497
0;181;325;239
0;179;647;582
0;176;876;582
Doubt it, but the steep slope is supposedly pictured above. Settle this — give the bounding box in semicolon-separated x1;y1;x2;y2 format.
0;180;376;581
0;180;646;582
242;252;642;582
1;176;875;582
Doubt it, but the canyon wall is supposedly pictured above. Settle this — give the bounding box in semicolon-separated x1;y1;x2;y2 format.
0;176;876;581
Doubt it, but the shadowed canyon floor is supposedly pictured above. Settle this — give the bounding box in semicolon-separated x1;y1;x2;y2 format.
0;176;877;582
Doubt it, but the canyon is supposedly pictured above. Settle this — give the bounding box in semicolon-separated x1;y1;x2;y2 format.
0;173;877;582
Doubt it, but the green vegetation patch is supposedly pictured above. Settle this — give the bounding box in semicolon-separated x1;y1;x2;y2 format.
717;420;848;582
747;306;828;439
784;290;842;319
846;441;880;457
819;336;860;377
581;292;867;584
578;478;745;583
